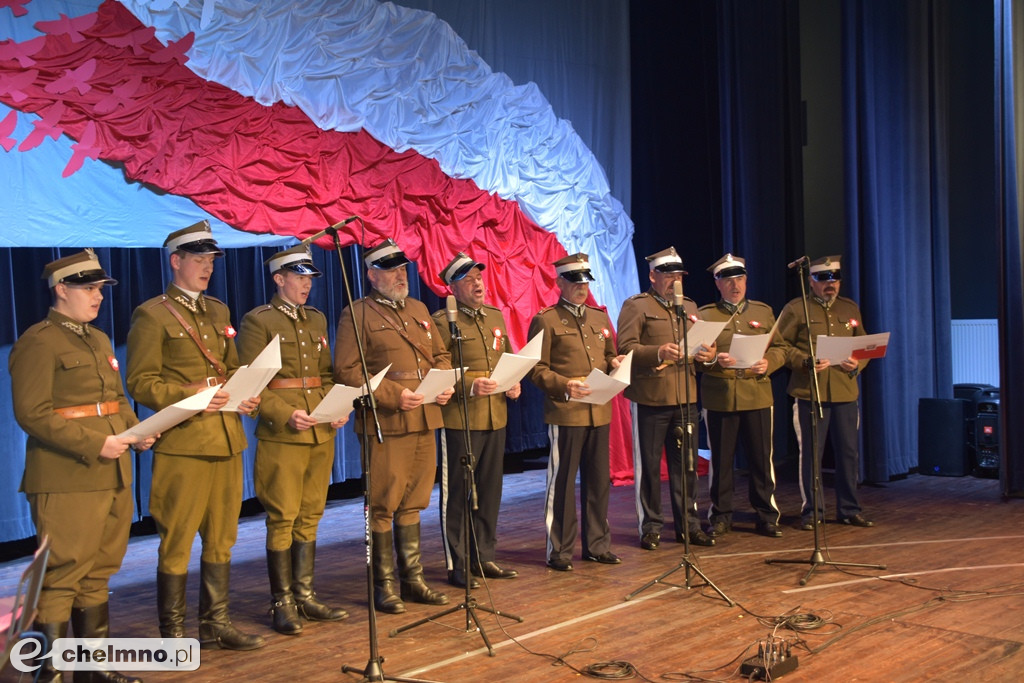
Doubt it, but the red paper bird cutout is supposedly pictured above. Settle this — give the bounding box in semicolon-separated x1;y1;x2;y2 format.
0;0;31;19
34;12;98;43
151;32;193;65
19;102;66;152
44;58;97;96
0;36;46;68
0;69;38;103
1;109;19;152
64;120;101;177
93;74;143;115
103;25;156;56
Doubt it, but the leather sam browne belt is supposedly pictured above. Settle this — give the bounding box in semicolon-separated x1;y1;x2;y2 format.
268;377;322;390
386;370;421;380
182;376;227;391
54;400;121;419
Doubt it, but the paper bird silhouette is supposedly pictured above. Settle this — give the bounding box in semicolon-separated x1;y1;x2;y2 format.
19;103;66;152
94;74;143;115
0;70;39;103
34;12;98;43
151;32;194;65
0;36;46;68
45;59;97;96
0;0;31;19
0;109;19;152
64;120;101;177
103;25;156;56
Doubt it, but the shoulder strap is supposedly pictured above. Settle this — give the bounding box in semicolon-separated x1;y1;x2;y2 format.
364;298;435;360
160;299;227;377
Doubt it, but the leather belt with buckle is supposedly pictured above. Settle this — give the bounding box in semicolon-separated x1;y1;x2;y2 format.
268;377;322;390
182;376;227;391
54;400;121;419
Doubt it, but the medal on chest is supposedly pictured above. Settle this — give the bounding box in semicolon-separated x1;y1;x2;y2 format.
108;355;119;371
419;319;432;340
492;327;502;351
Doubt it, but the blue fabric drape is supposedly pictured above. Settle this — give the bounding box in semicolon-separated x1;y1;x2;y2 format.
996;0;1023;496
842;0;953;481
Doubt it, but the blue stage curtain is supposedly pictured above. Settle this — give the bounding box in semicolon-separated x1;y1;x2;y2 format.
842;1;954;480
996;0;1023;496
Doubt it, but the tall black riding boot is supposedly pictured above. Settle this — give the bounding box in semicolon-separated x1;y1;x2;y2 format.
70;603;142;683
30;620;67;683
267;548;302;635
371;530;405;614
156;572;187;638
394;522;449;606
197;561;266;651
291;540;348;621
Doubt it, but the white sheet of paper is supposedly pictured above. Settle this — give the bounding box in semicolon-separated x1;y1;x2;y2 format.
728;318;779;369
415;367;464;404
219;335;282;411
683;320;727;356
118;385;219;440
571;350;633;405
486;330;543;395
309;365;391;423
815;332;890;364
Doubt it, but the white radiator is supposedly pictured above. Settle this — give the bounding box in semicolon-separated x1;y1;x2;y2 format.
951;319;1000;386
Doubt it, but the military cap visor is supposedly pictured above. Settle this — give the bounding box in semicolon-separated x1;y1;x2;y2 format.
364;239;410;270
810;269;841;282
266;250;322;277
559;269;594;283
44;250;118;288
439;253;486;284
714;265;746;280
164;221;225;257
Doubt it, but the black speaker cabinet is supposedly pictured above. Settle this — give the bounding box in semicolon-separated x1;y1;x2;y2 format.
918;398;969;476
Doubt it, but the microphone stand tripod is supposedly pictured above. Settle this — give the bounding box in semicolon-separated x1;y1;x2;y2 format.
389;312;522;654
625;282;733;606
327;227;438;683
764;259;885;585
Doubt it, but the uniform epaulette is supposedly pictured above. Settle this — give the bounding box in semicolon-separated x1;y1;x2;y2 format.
143;295;169;309
627;292;647;301
537;305;556;314
482;303;502;313
746;300;773;311
204;294;226;306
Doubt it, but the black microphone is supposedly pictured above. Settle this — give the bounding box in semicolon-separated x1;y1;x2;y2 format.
787;255;809;270
445;295;459;338
672;279;686;319
300;216;358;245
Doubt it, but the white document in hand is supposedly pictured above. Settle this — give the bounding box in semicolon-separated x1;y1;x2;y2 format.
815;332;890;364
487;330;543;395
415;367;464;404
727;318;780;369
571;350;633;405
220;335;282;411
310;365;391;423
118;385;220;440
683;320;727;357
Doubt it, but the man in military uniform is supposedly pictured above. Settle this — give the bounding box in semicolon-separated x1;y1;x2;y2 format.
237;244;349;635
127;222;265;651
529;253;625;572
334;238;454;614
778;255;874;529
432;253;521;589
699;254;788;538
617;246;716;551
11;250;154;683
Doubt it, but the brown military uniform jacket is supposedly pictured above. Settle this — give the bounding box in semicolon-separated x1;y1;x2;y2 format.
778;295;868;403
238;294;336;444
528;301;618;427
431;302;512;431
333;291;451;436
617;291;700;406
10;309;137;494
126;284;247;456
698;299;788;412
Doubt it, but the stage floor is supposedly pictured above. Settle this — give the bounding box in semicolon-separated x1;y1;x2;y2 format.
3;465;1023;682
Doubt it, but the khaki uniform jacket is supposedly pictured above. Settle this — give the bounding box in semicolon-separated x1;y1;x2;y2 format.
238;294;336;444
10;309;137;494
778;295;868;402
528;302;618;427
126;284;247;456
431;303;512;431
698;299;788;412
617;291;700;406
333;291;451;435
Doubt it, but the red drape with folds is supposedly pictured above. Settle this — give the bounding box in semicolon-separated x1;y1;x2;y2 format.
0;0;638;482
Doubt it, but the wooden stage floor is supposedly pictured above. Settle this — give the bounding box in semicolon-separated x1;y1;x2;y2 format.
3;464;1023;682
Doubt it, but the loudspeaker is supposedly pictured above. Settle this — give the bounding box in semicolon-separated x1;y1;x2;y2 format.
918;398;969;476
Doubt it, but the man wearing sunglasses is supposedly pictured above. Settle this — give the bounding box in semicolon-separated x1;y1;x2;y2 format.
778;255;874;531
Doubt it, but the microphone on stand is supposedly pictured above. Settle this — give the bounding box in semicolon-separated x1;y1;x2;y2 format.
300;216;359;245
787;255;809;270
672;279;686;319
445;295;460;338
